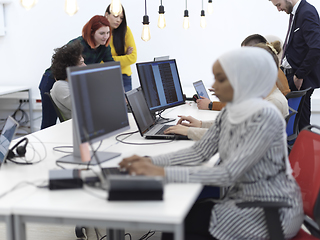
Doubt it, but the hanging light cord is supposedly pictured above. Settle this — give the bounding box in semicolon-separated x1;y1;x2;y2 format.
202;0;204;10
145;0;147;15
185;0;187;10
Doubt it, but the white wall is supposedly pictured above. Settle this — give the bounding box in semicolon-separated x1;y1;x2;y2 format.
0;0;320;116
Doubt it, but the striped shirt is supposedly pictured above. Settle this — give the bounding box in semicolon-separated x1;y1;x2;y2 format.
152;107;303;240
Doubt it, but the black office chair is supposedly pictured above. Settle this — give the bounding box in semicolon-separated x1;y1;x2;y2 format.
285;87;311;148
44;92;67;123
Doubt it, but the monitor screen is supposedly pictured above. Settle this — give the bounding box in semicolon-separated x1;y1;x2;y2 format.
58;62;130;165
136;59;185;113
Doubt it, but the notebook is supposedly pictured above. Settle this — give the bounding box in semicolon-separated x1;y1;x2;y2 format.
193;80;210;99
0;116;19;167
126;87;189;140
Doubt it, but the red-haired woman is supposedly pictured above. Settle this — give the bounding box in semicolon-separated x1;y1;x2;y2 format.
39;15;113;130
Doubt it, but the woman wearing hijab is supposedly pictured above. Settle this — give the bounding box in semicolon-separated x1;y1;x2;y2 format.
119;47;303;240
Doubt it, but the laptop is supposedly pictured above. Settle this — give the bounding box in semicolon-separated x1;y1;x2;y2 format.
126;87;189;140
0;116;19;167
193;80;210;99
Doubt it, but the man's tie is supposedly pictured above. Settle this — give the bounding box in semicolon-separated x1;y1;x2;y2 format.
282;13;294;60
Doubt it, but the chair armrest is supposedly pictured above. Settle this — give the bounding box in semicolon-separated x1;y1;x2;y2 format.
236;201;291;240
287;133;298;142
304;215;320;238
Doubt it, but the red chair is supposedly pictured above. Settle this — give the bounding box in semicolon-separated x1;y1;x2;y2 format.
237;125;320;239
288;125;320;239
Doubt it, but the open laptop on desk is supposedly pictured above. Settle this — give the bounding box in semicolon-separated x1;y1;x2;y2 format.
126;87;189;140
0;116;19;167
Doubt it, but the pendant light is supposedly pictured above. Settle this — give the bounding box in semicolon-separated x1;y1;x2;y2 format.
200;0;206;28
141;0;151;42
207;0;213;14
20;0;37;10
183;0;190;29
110;0;122;16
65;0;78;16
157;0;166;29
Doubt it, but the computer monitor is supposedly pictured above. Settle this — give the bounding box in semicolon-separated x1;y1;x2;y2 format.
136;59;185;122
57;62;130;165
153;56;169;61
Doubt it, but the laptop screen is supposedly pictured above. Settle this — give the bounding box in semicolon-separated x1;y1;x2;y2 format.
136;59;185;113
126;88;155;136
0;116;19;166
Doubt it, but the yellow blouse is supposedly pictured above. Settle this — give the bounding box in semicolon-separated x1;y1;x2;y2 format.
109;26;137;76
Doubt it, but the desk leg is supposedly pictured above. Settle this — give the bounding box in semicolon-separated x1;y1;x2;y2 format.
14;215;27;240
107;229;125;240
174;224;184;240
5;215;14;240
27;89;34;133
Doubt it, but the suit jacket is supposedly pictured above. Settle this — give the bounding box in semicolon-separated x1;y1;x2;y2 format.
285;0;320;89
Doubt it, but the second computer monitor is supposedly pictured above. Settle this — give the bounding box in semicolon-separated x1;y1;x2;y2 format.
136;59;185;114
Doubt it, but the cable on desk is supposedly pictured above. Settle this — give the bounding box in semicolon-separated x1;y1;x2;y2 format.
52;146;73;154
99;234;107;240
82;185;106;200
115;131;175;145
0;180;48;199
85;140;103;171
138;230;156;240
125;233;132;240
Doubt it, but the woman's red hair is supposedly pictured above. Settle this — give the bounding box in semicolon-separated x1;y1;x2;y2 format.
82;15;112;49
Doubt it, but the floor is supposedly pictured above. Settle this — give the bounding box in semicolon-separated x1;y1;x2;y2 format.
0;223;162;240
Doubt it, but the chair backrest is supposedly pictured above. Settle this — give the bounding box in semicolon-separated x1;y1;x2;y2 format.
289;125;320;226
285;87;311;135
285;108;297;137
44;92;66;123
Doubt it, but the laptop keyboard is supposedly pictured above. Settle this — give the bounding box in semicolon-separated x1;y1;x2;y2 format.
155;125;172;135
102;167;128;175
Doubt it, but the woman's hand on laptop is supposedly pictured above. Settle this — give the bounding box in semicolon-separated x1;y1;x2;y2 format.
119;155;164;176
164;125;188;136
177;115;202;128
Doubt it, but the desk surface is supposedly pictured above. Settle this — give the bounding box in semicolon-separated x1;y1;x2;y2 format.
0;102;219;240
0;86;31;96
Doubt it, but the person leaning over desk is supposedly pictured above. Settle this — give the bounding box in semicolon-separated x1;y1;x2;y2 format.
196;33;291;112
105;4;137;92
119;47;303;240
50;40;86;120
39;15;113;129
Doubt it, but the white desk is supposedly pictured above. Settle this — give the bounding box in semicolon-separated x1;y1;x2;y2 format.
0;86;34;132
0;102;219;240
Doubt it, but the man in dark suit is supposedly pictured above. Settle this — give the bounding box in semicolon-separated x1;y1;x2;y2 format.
269;0;320;130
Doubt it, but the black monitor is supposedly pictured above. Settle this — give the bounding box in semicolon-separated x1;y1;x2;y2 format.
57;62;130;165
136;59;185;122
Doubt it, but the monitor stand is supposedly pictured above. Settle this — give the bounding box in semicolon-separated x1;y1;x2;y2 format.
153;112;175;124
56;123;121;165
56;151;121;165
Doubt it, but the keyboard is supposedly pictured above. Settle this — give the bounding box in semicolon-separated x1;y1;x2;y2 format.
155;125;172;135
102;167;128;175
